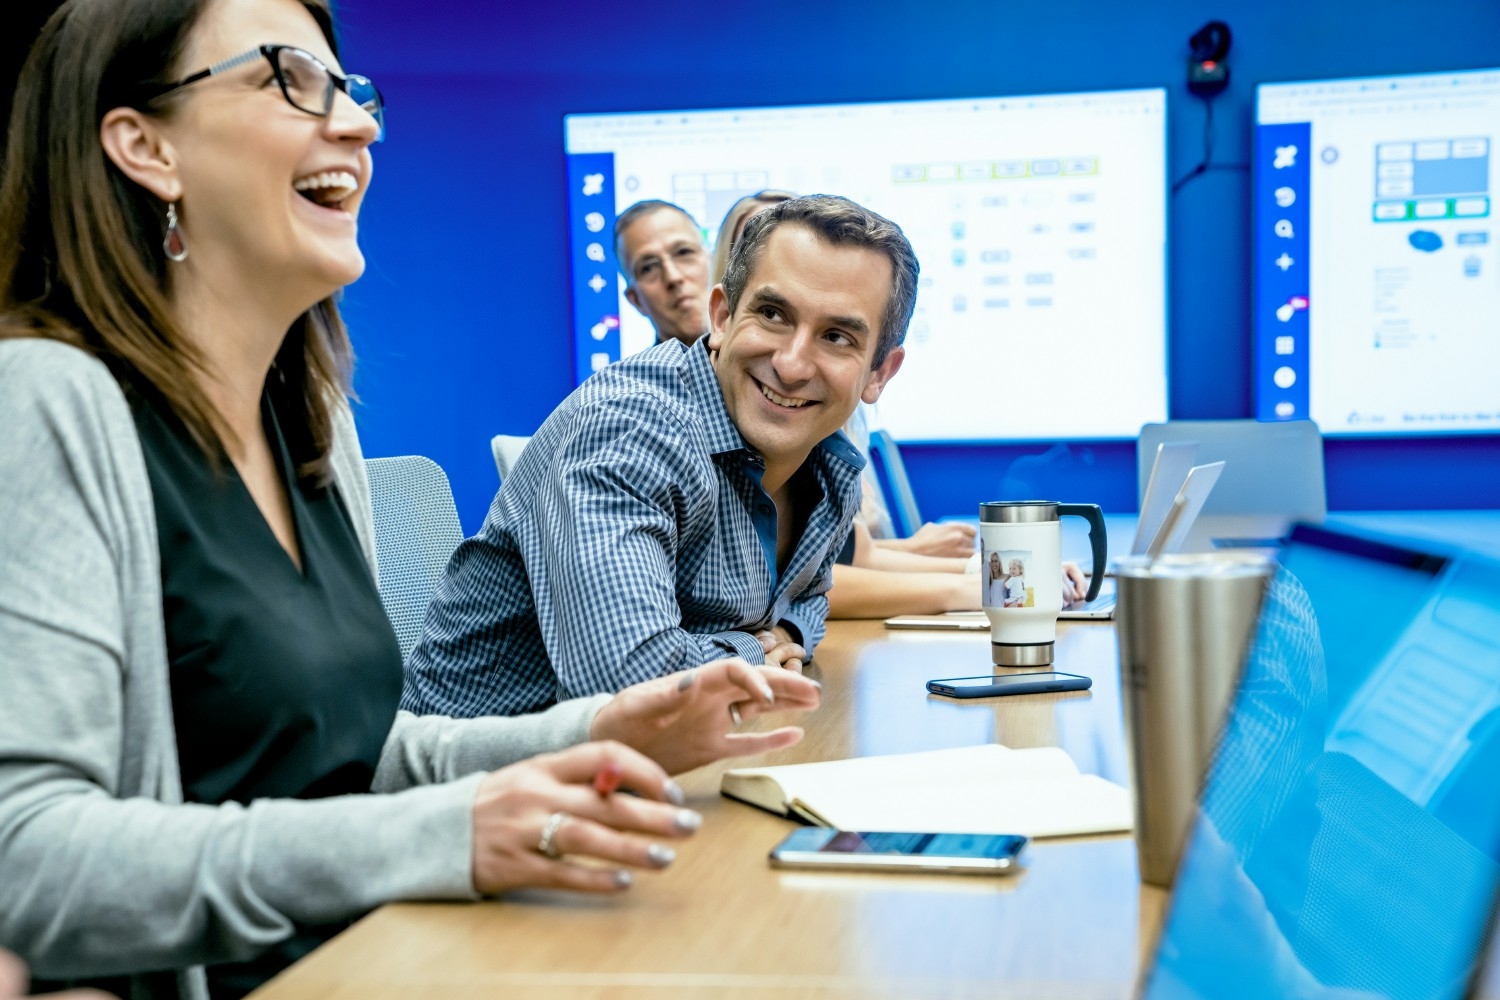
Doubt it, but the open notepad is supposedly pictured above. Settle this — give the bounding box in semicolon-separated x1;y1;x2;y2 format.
722;744;1133;839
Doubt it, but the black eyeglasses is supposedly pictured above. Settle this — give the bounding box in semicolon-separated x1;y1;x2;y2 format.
145;44;385;142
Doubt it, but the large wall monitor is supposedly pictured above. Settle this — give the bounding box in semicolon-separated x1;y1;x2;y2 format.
564;89;1168;442
1255;68;1500;436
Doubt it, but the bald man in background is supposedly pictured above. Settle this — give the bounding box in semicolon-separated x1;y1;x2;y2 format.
613;200;711;346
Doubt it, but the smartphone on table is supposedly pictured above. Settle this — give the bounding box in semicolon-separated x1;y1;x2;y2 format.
769;829;1027;875
925;671;1092;699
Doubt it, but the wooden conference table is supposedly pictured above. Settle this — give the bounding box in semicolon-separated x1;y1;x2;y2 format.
253;618;1156;1000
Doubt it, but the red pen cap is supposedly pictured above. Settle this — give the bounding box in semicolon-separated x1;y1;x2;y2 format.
592;761;624;795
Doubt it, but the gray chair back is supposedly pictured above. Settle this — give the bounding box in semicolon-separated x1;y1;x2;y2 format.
490;434;532;485
365;456;464;662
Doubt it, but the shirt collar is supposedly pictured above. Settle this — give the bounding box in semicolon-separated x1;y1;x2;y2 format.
820;428;866;472
682;336;751;457
682;336;867;474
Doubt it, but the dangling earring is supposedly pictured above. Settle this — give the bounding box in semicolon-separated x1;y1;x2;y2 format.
163;201;188;262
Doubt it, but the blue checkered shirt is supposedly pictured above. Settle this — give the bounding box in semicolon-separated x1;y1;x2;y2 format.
401;338;865;717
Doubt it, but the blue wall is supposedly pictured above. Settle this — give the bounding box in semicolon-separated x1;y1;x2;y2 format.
335;0;1500;533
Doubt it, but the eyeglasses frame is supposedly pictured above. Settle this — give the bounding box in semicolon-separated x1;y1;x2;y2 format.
141;43;385;142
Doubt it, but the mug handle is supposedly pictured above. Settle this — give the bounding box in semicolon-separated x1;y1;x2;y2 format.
1057;503;1107;602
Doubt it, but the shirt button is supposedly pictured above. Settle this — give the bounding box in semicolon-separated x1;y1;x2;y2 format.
758;504;772;515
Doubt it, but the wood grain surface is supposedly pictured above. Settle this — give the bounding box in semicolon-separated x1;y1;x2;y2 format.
252;619;1165;1000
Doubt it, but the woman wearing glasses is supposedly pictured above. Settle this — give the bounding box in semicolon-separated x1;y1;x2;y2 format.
0;1;819;997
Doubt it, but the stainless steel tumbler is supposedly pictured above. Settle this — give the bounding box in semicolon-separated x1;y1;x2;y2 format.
1115;552;1274;886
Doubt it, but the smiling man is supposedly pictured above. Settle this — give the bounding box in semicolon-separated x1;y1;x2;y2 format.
615;200;711;346
403;195;917;717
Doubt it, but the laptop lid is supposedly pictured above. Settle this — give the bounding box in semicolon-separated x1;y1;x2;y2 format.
1140;524;1500;1000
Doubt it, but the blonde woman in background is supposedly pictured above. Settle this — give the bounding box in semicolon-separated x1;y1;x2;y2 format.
709;190;796;288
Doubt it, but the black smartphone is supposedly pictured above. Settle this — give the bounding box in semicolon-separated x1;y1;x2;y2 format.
925;671;1093;698
769;828;1027;875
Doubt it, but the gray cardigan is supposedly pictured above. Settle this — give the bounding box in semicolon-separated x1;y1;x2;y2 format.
0;340;611;999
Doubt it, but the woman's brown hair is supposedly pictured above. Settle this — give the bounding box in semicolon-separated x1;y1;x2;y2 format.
0;0;354;482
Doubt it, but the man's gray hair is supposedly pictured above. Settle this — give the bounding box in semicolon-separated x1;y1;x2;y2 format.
721;194;919;367
612;200;699;281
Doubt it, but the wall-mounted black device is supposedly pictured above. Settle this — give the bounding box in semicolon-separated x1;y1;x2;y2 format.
1187;20;1232;96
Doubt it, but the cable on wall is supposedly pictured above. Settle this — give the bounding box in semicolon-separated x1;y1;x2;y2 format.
1171;20;1245;194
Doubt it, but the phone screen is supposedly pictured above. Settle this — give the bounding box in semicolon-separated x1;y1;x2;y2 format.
780;828;1026;860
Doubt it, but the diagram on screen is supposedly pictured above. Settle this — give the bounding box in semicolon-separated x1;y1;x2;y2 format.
1373;137;1490;222
566;90;1168;440
672;170;772;242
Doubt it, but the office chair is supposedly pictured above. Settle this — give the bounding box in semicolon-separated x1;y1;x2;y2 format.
365;456;464;662
866;429;923;539
490;434;531;485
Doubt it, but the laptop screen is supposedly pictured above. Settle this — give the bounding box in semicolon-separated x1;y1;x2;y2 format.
1142;524;1500;1000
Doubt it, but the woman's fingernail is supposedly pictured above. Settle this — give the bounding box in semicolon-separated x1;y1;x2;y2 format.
647;844;677;867
757;681;775;703
675;808;703;833
677;671;696;691
614;869;634;889
663;779;685;806
809;679;823;690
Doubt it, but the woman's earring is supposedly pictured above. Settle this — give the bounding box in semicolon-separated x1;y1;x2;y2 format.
163;201;188;262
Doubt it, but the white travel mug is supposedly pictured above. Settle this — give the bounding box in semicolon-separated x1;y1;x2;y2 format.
980;501;1107;666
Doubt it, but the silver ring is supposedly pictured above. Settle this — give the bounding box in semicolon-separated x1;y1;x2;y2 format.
537;811;569;860
728;702;744;727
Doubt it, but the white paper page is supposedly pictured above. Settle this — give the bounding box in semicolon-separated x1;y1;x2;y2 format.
812;774;1133;838
742;745;1079;801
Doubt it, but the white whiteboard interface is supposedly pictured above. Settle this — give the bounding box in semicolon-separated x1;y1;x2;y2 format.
563;89;1168;441
1256;68;1500;436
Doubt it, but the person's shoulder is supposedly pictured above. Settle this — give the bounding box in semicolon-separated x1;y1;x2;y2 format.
569;342;700;431
584;340;692;397
0;337;124;422
0;338;143;516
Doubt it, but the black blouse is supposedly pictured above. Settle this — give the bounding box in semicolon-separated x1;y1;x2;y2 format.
130;382;404;997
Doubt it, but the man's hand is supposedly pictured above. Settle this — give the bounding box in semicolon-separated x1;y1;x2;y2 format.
881;521;976;558
1062;562;1089;603
590;658;821;774
755;626;807;673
